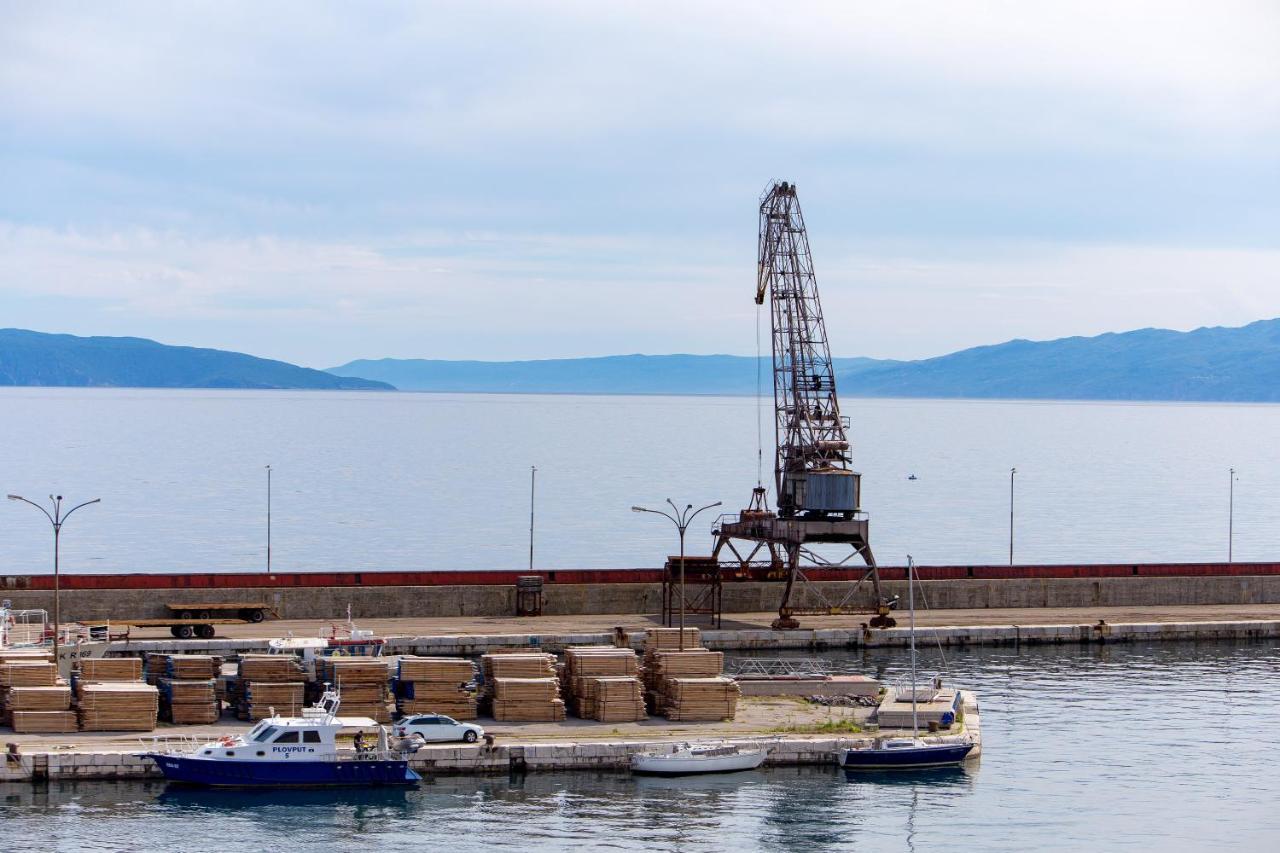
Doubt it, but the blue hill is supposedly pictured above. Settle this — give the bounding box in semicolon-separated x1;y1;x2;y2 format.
838;319;1280;402
0;329;393;390
326;354;895;395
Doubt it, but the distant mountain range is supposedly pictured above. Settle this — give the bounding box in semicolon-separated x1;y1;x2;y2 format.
0;329;392;390
838;319;1280;402
5;319;1279;401
328;319;1280;402
326;354;895;396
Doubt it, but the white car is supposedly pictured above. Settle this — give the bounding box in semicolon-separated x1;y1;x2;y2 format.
393;714;484;744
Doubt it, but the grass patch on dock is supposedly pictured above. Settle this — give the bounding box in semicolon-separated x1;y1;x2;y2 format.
768;718;863;735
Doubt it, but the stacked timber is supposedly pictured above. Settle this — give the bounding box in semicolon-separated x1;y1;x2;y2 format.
320;658;392;723
1;661;61;727
158;679;220;724
589;676;647;722
661;676;740;721
5;685;76;732
490;677;565;721
394;657;477;719
640;631;737;720
562;647;644;721
78;657;144;682
76;682;159;731
234;654;307;721
481;653;564;721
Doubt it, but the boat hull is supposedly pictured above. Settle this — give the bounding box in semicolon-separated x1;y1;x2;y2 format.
631;750;767;776
841;742;974;771
144;754;421;787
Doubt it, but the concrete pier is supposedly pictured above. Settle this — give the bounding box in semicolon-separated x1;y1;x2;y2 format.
84;615;1280;659
0;693;981;783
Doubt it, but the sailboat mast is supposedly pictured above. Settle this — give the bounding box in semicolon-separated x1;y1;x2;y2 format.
909;555;918;736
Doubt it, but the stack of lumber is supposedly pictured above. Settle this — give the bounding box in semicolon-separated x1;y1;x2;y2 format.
167;655;223;679
76;682;159;731
233;654;308;720
1;660;61;726
243;682;305;720
641;639;735;720
394;657;477;719
480;653;564;720
239;655;307;682
5;685;76;732
490;677;565;721
661;676;741;721
644;627;701;652
158;678;220;724
588;676;647;722
320;658;392;723
78;657;144;682
0;649;54;663
144;653;169;684
562;647;644;720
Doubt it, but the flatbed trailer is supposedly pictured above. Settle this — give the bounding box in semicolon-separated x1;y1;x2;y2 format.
165;602;276;623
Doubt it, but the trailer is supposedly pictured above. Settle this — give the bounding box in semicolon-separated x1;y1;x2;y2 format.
164;602;277;624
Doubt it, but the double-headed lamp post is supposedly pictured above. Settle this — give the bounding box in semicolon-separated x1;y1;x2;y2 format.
632;499;721;651
7;494;100;669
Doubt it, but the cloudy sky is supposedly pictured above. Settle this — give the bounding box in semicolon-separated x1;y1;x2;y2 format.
2;1;1278;367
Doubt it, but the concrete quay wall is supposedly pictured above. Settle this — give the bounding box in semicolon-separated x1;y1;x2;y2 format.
7;574;1280;622
93;618;1280;660
0;694;981;784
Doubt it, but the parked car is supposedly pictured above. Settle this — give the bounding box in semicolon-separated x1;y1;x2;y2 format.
393;714;484;743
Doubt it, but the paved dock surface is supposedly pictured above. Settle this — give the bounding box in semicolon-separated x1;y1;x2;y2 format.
109;602;1280;641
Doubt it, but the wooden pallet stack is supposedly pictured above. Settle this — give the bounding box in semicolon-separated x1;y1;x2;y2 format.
394;657;477;719
76;682;159;731
320;658;392;723
562;647;644;721
481;653;564;721
234;654;307;720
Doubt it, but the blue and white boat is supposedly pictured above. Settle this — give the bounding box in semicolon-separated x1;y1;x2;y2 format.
842;556;975;773
140;689;422;787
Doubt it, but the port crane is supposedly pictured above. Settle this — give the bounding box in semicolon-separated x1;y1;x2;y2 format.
709;181;894;629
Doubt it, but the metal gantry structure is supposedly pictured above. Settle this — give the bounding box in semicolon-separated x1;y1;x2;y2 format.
710;181;893;629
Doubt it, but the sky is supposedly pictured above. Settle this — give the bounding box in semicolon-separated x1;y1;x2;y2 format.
2;1;1279;367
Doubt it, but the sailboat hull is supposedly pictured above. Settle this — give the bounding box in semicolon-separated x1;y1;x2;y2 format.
841;742;974;771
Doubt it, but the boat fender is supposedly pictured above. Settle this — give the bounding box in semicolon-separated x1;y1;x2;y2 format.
331;649;347;657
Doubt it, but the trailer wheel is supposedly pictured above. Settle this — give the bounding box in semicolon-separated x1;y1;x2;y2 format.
169;626;182;638
179;610;194;621
243;608;266;623
196;624;215;639
197;610;211;621
175;625;195;639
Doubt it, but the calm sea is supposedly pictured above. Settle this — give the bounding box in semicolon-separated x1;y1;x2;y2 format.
1;388;1277;574
2;641;1275;851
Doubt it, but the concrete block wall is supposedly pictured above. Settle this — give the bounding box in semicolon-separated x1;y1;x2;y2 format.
5;574;1280;622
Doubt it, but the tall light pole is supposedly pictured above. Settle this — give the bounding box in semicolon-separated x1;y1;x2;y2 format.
265;465;272;574
529;466;537;573
1229;467;1237;563
8;494;100;670
632;499;721;651
1009;467;1017;567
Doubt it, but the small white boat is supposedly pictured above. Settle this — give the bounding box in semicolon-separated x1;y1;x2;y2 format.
631;742;768;776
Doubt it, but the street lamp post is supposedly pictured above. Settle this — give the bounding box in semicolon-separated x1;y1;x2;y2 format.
632;499;722;651
7;494;100;670
265;465;272;574
529;466;537;573
1229;467;1237;563
1009;467;1017;567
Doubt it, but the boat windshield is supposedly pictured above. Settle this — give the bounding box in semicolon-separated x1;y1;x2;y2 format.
245;721;269;740
252;726;280;743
